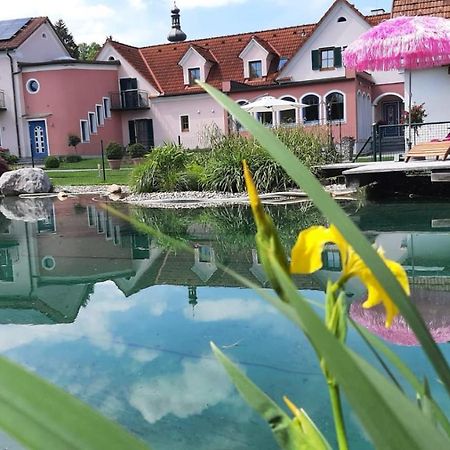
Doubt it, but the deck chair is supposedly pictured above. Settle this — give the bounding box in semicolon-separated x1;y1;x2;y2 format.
405;141;450;162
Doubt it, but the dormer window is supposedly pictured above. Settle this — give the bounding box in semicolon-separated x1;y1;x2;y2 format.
188;67;200;85
249;60;262;79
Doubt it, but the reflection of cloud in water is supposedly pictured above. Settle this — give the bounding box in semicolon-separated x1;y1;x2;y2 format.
184;298;275;322
129;357;233;424
131;349;160;363
0;281;134;355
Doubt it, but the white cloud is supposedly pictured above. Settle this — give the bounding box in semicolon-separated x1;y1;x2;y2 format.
130;348;160;363
171;0;247;8
128;0;147;10
129;357;233;423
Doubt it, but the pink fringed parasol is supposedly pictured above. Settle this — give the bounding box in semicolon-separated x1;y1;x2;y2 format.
350;288;450;346
344;16;450;71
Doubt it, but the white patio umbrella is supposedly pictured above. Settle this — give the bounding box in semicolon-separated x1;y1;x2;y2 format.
241;95;306;127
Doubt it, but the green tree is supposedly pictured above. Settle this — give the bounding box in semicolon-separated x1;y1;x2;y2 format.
54;19;79;59
78;42;101;61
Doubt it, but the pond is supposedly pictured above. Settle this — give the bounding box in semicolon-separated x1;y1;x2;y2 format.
0;195;449;449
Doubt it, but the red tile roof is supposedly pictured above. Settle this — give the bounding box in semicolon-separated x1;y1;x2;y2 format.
0;17;47;51
392;0;450;18
107;1;394;97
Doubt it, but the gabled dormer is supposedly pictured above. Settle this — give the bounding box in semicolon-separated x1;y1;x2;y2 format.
239;36;275;79
178;45;216;86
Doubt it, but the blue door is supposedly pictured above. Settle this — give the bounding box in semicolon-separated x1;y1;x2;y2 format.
28;120;48;158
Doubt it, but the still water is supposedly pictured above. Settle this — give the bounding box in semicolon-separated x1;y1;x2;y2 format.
0;195;449;449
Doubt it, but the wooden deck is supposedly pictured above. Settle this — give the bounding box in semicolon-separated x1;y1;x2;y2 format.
338;160;450;189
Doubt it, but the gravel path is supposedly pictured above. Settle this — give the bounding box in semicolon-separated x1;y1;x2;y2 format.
54;184;356;209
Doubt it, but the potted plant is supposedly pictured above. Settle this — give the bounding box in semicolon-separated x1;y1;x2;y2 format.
105;142;124;170
128;143;147;165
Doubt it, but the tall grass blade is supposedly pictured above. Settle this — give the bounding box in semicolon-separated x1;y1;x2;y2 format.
198;81;450;394
0;357;150;450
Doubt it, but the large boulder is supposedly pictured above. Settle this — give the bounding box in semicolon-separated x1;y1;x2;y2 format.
0;168;52;196
0;197;53;222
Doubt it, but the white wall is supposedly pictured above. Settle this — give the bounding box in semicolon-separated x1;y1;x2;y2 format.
151;94;226;148
280;2;370;82
407;67;450;124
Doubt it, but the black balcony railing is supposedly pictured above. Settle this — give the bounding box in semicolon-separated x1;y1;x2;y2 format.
110;89;149;110
0;91;6;110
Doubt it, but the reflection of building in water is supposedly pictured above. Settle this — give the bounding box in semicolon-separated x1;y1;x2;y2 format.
0;197;321;325
0;197;158;324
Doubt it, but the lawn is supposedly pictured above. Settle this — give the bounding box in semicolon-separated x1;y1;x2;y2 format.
56;157;133;170
48;169;132;186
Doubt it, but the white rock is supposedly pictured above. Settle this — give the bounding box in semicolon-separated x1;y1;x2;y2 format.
0;168;52;196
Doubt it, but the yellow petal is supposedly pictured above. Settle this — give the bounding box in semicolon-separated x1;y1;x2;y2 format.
290;226;333;274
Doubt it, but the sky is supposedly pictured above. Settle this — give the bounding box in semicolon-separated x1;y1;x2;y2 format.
0;0;392;47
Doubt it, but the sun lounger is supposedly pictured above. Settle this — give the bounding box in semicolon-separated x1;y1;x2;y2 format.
405;141;450;162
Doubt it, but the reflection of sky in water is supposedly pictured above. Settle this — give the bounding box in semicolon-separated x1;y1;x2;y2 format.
1;198;450;449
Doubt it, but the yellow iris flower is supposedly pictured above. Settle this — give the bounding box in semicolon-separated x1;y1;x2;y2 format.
290;225;410;327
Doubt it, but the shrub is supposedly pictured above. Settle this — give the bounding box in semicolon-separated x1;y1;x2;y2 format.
105;142;124;160
0;157;9;176
130;143;188;193
0;149;19;165
128;143;147;158
44;156;60;169
68;134;81;151
65;154;83;163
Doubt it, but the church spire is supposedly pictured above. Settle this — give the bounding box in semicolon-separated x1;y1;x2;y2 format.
167;2;187;42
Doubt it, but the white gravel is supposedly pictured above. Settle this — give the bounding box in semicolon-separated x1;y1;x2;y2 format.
54;184;356;209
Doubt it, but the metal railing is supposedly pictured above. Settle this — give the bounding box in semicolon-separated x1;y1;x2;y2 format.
361;121;450;161
110;89;149;110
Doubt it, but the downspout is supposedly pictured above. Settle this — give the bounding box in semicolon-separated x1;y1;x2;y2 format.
7;50;22;157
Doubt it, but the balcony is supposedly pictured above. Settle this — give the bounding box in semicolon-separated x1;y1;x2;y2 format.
110;90;149;111
0;91;6;110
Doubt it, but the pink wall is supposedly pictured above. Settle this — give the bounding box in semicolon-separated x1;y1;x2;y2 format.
22;67;122;156
229;78;359;140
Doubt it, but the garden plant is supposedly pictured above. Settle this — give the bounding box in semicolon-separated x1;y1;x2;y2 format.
0;83;448;450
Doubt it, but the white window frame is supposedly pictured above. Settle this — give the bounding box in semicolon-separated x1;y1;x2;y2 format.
188;67;201;86
278;95;298;125
324;90;346;123
26;78;40;94
88;112;97;134
180;115;190;133
301;93;322;124
248;60;263;79
95;104;104;126
80;119;90;143
103;97;111;119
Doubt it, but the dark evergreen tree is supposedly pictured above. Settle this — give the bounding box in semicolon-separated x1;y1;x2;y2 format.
54;19;79;59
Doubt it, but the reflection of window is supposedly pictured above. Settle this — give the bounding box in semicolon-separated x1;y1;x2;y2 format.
96;211;105;233
41;256;56;271
180;115;189;132
132;234;150;259
188;67;200;85
279;96;296;124
322;246;342;271
105;218;113;240
326;92;344;121
113;225;121;246
199;245;213;263
37;208;56;233
0;249;14;281
249;60;262;78
302;94;320;123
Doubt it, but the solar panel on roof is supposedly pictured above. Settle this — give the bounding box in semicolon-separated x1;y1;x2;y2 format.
0;18;31;41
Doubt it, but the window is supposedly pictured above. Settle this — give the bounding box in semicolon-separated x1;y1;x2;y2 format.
326;92;344;121
321;48;335;69
128;119;154;148
188;67;200;85
277;57;288;71
26;79;40;94
180;115;189;132
249;60;262;78
279;96;297;125
256;111;273;127
337;16;347;22
96;104;104;126
234;100;248;131
120;78;139;108
312;48;342;70
302;94;320;123
80;120;90;143
88;112;97;134
103;97;111;118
